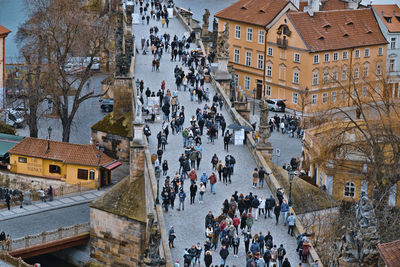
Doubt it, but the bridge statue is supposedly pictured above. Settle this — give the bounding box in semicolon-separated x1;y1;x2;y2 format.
217;22;230;58
202;9;210;29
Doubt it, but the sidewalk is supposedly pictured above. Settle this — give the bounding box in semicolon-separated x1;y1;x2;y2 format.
0;190;104;222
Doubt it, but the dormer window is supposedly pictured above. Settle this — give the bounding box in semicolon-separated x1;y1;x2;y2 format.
384;16;392;23
258;9;265;13
346;21;353;25
241;6;248;10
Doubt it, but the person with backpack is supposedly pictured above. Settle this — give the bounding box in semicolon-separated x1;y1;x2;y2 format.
183;249;193;266
211;154;218;170
277;244;286;267
263;248;272;267
252;168;259;188
244;230;252;253
232;233;240;257
258;167;267;189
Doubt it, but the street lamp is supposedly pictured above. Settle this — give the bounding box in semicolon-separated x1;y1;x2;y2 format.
287;166;295;207
155;166;161;204
97;153;101;191
47;126;52;152
252;88;256;115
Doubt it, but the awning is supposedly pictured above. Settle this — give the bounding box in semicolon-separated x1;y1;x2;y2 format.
104;161;122;170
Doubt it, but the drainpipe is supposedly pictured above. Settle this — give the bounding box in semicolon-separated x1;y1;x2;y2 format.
349;48;354;107
263;28;269;99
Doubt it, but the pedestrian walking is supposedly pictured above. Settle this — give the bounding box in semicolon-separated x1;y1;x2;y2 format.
252;168;259;188
204;250;213;267
190;182;197;204
208;172;217;194
177;188;186;211
162;160;169;176
265;195;276;219
5;194;11;210
168;226;176;248
274;203;281;225
277;244;286;267
199;182;206;203
287;213;296;236
219;245;229;266
281;199;290;225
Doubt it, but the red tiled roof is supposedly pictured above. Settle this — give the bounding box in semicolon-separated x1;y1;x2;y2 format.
287;9;388;52
378;240;400;267
320;0;349;11
372;4;400;33
9;137;115;167
215;0;291;26
0;25;11;36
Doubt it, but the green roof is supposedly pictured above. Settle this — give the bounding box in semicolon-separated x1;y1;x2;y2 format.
90;175;146;223
0;134;24;157
91;112;132;138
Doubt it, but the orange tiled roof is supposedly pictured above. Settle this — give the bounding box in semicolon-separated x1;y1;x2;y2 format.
378;240;400;267
0;25;11;36
320;0;349;11
287;9;388;52
8;137;115;167
215;0;291;26
372;4;400;33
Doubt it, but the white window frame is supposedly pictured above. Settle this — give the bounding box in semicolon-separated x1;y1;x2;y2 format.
292;92;298;104
323;70;329;84
244;76;250;90
312;71;319;85
246;27;253;42
266;65;272;77
333;52;338;61
322;92;328;103
364;48;370;58
363;65;369;77
389;59;395;72
266;85;271;96
344;182;356;197
293;70;299;84
332;69;338;81
355;49;360;58
294;53;300;63
331;91;337;102
391;37;396;49
245;51;252;66
354;67;359;79
341;68;347;81
267;47;273;57
378;47;383;56
324;53;330;62
257;54;264;70
313;55;319;64
234;48;240;63
235;25;241;39
312;94;317;105
342;51;348;60
258;30;265;44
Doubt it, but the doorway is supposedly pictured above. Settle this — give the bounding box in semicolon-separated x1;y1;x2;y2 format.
256;80;262;99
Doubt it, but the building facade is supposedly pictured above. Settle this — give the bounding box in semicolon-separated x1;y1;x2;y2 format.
215;0;388;113
0;25;11;102
8;137;121;189
372;4;400;98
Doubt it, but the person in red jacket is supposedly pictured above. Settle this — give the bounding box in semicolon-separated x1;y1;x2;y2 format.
208;172;217;194
232;215;240;234
189;168;197;184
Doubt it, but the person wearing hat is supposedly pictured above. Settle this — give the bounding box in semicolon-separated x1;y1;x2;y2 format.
204;250;213;267
173;259;180;267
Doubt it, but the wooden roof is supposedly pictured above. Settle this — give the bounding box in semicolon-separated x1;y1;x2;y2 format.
378;240;400;267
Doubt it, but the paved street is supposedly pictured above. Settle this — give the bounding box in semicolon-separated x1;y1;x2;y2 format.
0;203;89;238
132;11;300;266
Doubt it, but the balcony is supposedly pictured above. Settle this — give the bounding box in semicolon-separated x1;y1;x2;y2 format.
277;37;288;49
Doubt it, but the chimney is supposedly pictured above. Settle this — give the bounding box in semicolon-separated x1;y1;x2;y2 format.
305;0;319;16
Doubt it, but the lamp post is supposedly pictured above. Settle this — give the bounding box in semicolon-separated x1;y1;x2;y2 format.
97;153;101;191
47;126;52;151
155;166;161;204
252;88;256;115
287;166;295;207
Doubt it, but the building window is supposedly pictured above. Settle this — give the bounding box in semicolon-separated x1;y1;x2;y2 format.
247;28;253;41
342;51;348;60
313;55;319;64
332;69;338;81
312;94;317;105
344;182;356;197
49;165;61;174
391;37;396;49
279;65;286;80
341;67;347;81
267;47;273;57
292;92;298;104
89;170;95;180
294;53;300;63
354;67;359;79
323;70;329;84
331;91;337;102
258;30;264;44
322;92;328;103
363;65;369;77
324;53;330;62
355;49;360;58
362;86;368;97
312;71;319;85
293;70;299;84
235;25;241;39
333;52;338;61
245;51;252;66
257;54;264;70
364;48;370;57
376;63;381;76
378;47;383;56
234;49;240;63
18;157;27;163
267;65;272;77
77;169;89;180
244;76;250;90
266;85;271;96
389;59;395;72
340;89;346;101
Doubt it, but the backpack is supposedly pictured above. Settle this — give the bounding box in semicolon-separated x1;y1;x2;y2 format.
278;248;285;257
253;172;258;178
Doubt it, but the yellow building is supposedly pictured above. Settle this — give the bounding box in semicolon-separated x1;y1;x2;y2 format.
215;0;388;113
8;137;121;189
302;121;400;206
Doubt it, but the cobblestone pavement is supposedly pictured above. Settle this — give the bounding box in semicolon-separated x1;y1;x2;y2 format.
0;203;89;238
132;12;301;266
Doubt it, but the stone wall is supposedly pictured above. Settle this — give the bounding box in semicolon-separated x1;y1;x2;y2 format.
91;130;130;161
90;208;146;266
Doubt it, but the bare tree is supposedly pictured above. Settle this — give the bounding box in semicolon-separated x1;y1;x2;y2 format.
18;0;113;142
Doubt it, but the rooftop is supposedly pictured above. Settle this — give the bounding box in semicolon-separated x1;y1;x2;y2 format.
287;8;387;52
91;111;132;138
215;0;291;27
0;134;24;158
372;4;400;33
0;25;11;36
378;239;400;267
8;137;115;167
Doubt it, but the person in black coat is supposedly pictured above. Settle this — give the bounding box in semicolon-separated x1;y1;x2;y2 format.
274;203;281;225
190;183;198;204
265;195;276;219
204;250;213;267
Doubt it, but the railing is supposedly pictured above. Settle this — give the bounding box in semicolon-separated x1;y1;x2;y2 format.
0;251;32;267
9;222;90;251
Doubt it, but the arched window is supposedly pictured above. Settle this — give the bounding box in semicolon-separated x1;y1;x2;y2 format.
323;68;329;84
344;182;356;197
312;69;319;86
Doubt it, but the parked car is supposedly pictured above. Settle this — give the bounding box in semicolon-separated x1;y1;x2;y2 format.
265;99;286;112
99;98;114;112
